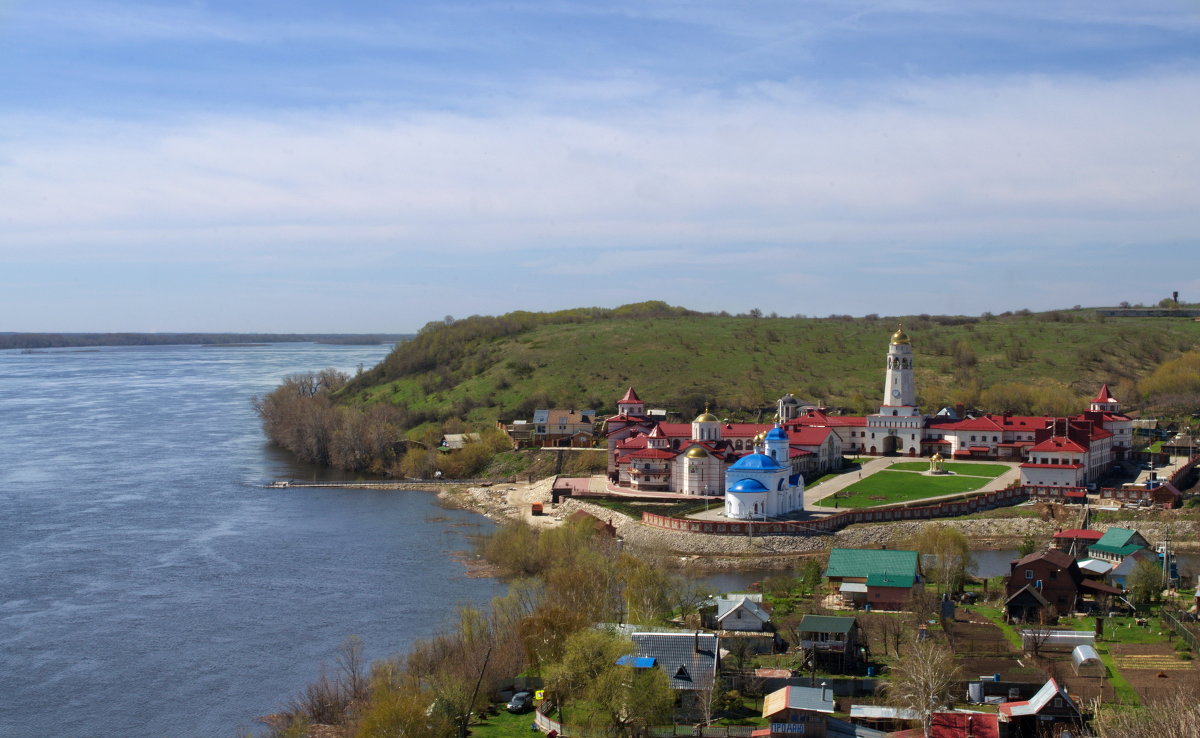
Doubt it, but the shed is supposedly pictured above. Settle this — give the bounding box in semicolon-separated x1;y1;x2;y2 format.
1071;644;1104;677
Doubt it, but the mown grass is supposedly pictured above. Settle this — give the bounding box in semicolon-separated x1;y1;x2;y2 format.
468;708;542;737
887;462;1010;478
818;470;992;508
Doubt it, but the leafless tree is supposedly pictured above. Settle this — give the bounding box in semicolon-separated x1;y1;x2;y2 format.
881;616;908;658
885;640;961;737
1023;626;1055;660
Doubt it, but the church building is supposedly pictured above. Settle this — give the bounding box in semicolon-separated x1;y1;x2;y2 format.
601;326;1131;502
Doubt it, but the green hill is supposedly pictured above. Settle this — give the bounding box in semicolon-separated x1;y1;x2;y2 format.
341;304;1200;423
257;302;1200;475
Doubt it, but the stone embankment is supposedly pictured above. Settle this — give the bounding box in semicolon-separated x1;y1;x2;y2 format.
439;480;1200;571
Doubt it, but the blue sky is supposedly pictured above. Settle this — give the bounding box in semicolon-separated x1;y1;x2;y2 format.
2;1;1198;332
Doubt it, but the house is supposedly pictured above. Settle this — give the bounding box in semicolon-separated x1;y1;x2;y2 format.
1052;528;1104;556
997;678;1084;735
796;614;861;672
531;408;596;447
864;572;917;610
825;548;921;607
1005;550;1121;622
711;596;771;632
759;685;836;738
1106;548;1160;589
1099;479;1182;508
630;632;718;693
1087;527;1150;564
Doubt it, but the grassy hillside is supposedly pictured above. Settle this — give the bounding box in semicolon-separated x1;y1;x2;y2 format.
337;304;1200;430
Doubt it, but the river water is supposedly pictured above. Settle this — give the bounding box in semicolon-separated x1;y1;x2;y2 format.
0;343;507;737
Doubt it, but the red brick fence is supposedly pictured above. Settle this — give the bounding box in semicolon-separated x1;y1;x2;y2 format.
641;486;1029;536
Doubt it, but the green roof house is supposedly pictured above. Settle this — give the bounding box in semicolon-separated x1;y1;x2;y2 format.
1088;528;1150;563
826;548;921;613
825;548;920;582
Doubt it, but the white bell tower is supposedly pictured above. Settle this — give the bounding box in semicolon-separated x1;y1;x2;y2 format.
881;325;919;416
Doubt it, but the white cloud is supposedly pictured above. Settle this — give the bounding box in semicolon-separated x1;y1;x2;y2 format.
1;68;1197;282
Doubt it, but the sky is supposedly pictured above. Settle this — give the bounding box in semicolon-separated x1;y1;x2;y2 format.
2;1;1199;332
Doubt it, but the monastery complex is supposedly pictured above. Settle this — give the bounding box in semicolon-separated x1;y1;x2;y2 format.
604;327;1133;518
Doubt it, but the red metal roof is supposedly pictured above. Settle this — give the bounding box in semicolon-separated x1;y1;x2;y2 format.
1029;436;1087;453
1094;383;1114;403
618;387;642;404
628;448;676;460
788;426;834;446
929;712;1000;738
788;411;867;427
1053;529;1104;540
930;416;1005;432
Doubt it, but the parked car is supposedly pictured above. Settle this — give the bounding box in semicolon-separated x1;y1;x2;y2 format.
506;691;533;713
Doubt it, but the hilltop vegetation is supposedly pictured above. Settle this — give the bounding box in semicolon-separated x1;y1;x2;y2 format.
255;302;1200;476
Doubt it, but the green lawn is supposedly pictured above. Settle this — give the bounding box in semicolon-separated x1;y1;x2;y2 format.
818;470;992;508
887;462;1010;478
469;708;542;737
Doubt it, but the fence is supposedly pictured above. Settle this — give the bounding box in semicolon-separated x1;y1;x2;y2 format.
641;486;1028;536
1161;608;1200;653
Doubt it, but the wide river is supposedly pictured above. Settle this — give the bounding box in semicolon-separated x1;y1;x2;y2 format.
0;343;508;737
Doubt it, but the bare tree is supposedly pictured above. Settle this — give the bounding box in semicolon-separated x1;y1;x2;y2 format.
881;616;908;658
885;640;961;737
1023;625;1055;660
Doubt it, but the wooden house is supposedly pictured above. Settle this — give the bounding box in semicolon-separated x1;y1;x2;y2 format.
758;685;836;738
1005;550;1121;622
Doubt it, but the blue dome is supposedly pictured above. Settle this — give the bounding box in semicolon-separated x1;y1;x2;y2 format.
729;453;785;471
728;478;768;493
765;426;789;441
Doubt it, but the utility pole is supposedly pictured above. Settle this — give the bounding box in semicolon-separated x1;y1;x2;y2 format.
459;645;493;738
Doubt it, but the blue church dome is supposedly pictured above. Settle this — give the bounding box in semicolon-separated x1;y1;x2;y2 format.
765;426;789;441
729;453;785;471
728;478;769;493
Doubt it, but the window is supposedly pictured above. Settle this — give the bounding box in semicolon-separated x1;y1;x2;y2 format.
1025;569;1034;579
675;666;690;680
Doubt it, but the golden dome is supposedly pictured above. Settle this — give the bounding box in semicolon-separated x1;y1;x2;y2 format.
890;324;910;345
685;446;709;458
753;431;767;444
693;408;719;423
931;452;943;461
